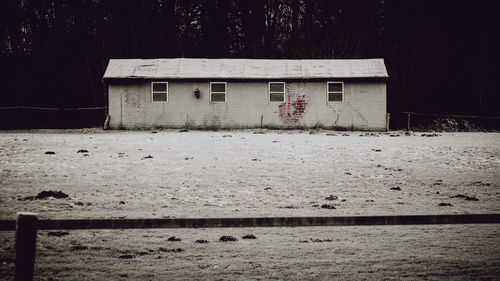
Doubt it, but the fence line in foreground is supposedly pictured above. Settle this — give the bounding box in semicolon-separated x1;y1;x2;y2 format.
6;213;500;281
1;213;500;231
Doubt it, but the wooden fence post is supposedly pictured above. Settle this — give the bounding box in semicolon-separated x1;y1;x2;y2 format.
386;113;390;131
407;113;411;131
15;212;38;281
103;114;110;130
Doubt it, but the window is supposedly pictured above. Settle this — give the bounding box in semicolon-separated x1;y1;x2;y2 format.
151;82;168;102
269;82;285;102
327;82;344;102
210;82;226;102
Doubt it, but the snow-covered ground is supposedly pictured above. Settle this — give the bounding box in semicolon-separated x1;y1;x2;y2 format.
0;129;499;219
0;129;499;280
1;224;499;280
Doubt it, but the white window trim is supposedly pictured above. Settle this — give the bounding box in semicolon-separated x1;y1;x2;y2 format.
209;82;227;103
269;81;286;103
151;81;168;102
327;81;344;102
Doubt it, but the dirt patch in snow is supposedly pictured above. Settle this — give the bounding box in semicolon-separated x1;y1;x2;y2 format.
219;235;238;242
47;231;69;237
18;190;69;201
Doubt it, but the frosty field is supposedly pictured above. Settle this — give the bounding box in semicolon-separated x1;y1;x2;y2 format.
0;129;499;280
1;129;499;219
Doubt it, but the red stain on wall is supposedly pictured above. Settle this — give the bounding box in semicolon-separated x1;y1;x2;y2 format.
279;95;307;124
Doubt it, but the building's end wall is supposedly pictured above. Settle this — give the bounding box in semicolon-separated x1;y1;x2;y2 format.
107;80;386;130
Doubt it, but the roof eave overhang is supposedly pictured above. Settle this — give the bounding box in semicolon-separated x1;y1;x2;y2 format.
103;76;389;82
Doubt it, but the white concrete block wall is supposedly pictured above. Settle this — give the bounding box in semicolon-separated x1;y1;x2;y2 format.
108;80;386;130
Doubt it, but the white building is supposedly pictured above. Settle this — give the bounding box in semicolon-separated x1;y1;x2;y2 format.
103;58;388;130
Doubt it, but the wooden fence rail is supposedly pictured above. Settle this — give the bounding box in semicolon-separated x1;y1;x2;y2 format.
4;213;500;281
1;213;500;231
0;106;105;111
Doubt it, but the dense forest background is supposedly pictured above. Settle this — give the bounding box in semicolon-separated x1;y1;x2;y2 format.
0;0;499;128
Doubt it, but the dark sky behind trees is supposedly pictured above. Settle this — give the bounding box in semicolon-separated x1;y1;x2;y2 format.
1;0;499;123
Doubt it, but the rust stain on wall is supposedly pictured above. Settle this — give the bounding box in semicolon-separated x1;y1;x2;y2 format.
279;95;307;124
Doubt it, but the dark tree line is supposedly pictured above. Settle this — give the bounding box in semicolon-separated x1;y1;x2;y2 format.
1;0;499;127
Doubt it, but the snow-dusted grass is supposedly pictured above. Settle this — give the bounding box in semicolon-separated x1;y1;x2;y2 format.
1;224;499;280
1;129;498;219
0;129;499;280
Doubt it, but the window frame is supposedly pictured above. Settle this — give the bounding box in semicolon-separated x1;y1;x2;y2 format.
269;81;286;103
327;81;344;102
151;81;168;103
209;82;227;103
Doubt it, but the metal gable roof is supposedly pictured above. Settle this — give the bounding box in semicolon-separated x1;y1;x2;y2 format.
103;58;388;80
